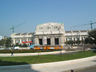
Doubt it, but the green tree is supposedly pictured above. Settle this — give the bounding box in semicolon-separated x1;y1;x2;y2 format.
22;44;28;47
15;43;20;46
0;37;12;48
65;40;74;45
85;29;96;44
5;37;12;47
0;39;5;46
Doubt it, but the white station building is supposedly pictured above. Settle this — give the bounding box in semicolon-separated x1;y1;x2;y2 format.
11;22;88;46
11;33;34;45
0;36;3;40
34;22;65;46
65;30;88;42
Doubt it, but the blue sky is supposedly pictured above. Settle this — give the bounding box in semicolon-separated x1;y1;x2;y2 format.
0;0;96;36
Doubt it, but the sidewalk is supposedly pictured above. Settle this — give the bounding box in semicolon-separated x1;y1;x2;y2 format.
0;50;76;57
0;56;96;72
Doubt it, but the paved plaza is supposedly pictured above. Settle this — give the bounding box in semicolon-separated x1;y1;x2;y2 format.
0;55;96;72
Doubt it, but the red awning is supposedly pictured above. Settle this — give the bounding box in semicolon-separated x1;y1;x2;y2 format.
22;41;32;43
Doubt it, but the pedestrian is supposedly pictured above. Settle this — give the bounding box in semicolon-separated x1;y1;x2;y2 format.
11;51;13;56
10;48;14;56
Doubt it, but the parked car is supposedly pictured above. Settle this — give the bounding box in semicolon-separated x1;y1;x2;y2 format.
0;48;5;50
14;46;20;50
91;47;96;52
0;48;11;50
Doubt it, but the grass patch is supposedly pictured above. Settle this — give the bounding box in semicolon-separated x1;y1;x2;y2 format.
0;51;96;66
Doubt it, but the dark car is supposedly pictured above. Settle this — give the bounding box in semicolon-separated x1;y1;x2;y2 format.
91;47;96;52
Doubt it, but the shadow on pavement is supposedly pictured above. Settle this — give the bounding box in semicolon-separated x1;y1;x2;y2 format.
92;60;96;62
0;60;39;72
0;60;28;66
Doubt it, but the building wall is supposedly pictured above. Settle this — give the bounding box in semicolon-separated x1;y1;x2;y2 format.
65;30;88;42
34;22;65;46
0;36;3;40
34;34;65;46
11;30;88;45
11;33;34;45
11;23;88;46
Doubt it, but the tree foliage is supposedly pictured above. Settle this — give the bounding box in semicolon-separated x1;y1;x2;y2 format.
0;37;12;47
65;40;74;45
85;29;96;44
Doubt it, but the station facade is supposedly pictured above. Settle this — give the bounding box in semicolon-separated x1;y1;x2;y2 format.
11;33;34;45
65;30;88;42
34;22;65;46
11;22;88;46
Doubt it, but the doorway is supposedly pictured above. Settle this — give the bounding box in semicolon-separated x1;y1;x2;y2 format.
39;39;43;45
47;38;51;45
55;38;59;45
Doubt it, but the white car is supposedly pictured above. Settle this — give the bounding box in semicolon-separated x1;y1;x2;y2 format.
14;46;20;50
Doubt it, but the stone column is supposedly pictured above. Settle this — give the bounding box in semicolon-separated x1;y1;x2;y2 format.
20;39;22;44
59;35;64;46
13;38;16;45
43;36;47;45
51;37;55;46
34;36;39;45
